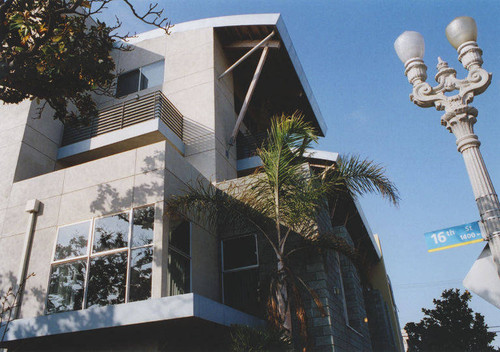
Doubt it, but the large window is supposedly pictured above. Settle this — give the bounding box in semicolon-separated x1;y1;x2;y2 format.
222;234;259;315
46;206;154;314
168;218;191;296
116;61;164;97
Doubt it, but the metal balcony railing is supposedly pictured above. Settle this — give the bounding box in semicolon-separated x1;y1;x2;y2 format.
236;132;268;160
61;91;183;146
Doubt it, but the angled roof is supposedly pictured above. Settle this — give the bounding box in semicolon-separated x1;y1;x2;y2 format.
127;14;328;136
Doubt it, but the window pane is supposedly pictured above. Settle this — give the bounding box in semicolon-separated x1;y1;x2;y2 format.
129;247;153;302
168;250;190;296
116;69;140;97
93;213;129;253
132;206;154;248
223;235;257;271
223;268;259;316
54;221;90;260
169;219;190;255
46;260;86;314
86;252;127;308
139;61;164;90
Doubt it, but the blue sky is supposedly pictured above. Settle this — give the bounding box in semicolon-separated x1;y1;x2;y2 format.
98;0;500;342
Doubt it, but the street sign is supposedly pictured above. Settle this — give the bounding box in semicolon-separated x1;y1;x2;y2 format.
424;221;483;252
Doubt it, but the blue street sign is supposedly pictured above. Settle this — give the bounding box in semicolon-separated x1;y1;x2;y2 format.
424;221;484;252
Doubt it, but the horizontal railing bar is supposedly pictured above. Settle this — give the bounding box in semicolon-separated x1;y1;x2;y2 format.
62;90;184;146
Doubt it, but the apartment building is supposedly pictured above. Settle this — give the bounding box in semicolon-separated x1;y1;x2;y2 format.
0;14;403;351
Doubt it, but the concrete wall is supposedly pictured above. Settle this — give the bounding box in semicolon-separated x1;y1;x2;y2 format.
0;100;63;230
163;28;217;181
0;141;221;319
162;28;237;182
214;32;238;181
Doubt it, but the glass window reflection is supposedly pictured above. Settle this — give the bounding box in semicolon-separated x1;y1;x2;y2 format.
132;206;154;248
93;213;129;253
86;252;127;308
46;261;86;314
140;61;164;90
54;221;90;261
116;61;164;97
129;247;153;302
47;206;155;315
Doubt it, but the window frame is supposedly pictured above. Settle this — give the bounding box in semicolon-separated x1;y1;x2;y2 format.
46;205;155;314
50;219;92;266
115;60;165;98
221;233;259;304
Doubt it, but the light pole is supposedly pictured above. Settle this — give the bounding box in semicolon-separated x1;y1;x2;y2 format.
394;16;500;277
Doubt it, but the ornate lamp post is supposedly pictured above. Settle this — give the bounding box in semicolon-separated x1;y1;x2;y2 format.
394;16;500;276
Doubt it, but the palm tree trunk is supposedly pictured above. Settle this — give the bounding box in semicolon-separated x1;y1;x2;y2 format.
277;259;292;333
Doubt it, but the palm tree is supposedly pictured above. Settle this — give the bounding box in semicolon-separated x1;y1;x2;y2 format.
167;113;399;349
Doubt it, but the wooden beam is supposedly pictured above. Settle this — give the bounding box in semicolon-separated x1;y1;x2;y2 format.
218;31;274;80
225;40;280;49
228;46;269;146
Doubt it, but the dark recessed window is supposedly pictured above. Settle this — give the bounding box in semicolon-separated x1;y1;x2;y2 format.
223;235;258;271
222;234;259;315
168;218;191;296
116;61;164;98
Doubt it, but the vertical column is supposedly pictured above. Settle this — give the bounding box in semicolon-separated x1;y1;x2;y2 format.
452;114;500;275
152;201;166;299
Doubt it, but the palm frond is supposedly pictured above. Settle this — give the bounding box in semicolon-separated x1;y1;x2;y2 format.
321;154;400;206
166;179;280;254
258;113;317;196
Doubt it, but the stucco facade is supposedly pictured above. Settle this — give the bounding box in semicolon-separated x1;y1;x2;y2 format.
0;14;402;351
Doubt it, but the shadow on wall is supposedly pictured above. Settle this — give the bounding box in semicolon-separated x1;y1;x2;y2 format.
183;116;216;157
0;271;46;343
88;152;166;217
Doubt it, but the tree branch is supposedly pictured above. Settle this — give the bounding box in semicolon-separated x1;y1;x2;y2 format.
122;0;171;32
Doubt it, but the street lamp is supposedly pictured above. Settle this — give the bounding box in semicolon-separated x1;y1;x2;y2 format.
394;16;500;277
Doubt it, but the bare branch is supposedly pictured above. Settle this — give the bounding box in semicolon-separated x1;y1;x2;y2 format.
122;0;171;33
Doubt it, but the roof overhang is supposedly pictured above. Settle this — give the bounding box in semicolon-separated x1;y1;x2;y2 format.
127;14;327;137
353;199;382;259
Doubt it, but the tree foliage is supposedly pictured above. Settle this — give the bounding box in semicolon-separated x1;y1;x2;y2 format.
0;0;170;125
229;324;292;352
405;289;497;352
167;113;399;349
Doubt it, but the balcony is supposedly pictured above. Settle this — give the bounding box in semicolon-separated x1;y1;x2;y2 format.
58;91;184;165
62;91;183;145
